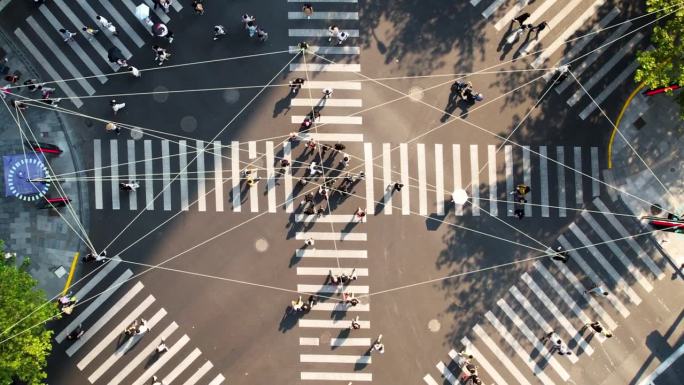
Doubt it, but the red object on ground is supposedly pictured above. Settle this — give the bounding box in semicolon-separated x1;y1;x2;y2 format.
649;219;684;230
643;84;681;96
33;146;62;154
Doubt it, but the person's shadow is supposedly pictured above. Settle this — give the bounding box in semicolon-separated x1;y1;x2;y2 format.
273;93;292;117
440;83;460;122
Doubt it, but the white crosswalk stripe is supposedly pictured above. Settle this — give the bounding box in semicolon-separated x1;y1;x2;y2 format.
288;11;359;20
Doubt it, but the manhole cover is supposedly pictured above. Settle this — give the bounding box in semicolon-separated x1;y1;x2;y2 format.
223;89;240;104
255;238;269;252
651;204;663;215
408;86;424;101
180;116;198;133
153;86;169;103
130;128;143;140
428;319;441;332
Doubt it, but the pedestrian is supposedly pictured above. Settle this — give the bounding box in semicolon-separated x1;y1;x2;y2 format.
120;181;140;191
337;31;349;45
289;77;305;94
372;334;385;354
59;28;77;42
83;250;107;263
308;161;320;176
584;285;609;297
127;66;141;78
246;21;257;37
512;184;531;196
355;207;366;220
135;318;149;335
9;99;28;111
302;3;314;19
67;324;85;340
105;121;121;135
82;26;99;39
156;339;169;353
256;28;268;42
298;41;309;51
457;350;474;362
551;246;569;263
4;73;20;85
152;46;171;66
511;12;530;27
552;65;570;86
304;238;315;247
584;321;613;337
151;375;165;385
23;78;38;92
192;0;204;15
513;207;525;220
543;331;572;355
213;25;226;41
350;315;361;330
96;15;119;36
327;25;339;41
389;181;404;192
322;87;333;99
532;21;548;39
241;13;255;26
355;171;365;181
110;99;126;114
307;140;317;156
341;153;350;168
160;0;171;13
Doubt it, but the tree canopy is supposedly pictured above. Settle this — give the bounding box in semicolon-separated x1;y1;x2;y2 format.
635;0;684;117
0;241;59;385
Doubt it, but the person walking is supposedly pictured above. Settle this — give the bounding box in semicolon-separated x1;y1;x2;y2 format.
304;238;315;247
531;21;548;39
120;181;140;191
322;87;333;99
341;153;350;168
105;121;121;135
511;12;530;27
388;181;404;192
543;331;572;355
289;77;305;94
355;207;366;221
298;41;309;51
59;28;77;42
67;324;85;340
583;321;613;337
350;315;361;330
151;375;165;385
135;318;149;335
302;3;314;19
551;246;569;263
82;26;99;39
372;334;385;354
552;64;570;86
192;0;204;15
96;15;119;36
156;339;169;353
213;25;226;40
327;25;339;41
153;46;171;66
256;28;268;42
127;66;141;78
584;285;609;297
110;99;126;114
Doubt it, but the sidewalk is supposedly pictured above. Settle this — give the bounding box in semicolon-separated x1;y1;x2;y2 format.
0;26;90;298
604;88;684;268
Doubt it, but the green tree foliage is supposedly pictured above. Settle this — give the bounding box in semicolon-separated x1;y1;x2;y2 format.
0;240;59;385
635;0;684;117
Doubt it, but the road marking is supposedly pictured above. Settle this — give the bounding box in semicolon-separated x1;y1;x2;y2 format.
213;141;223;212
297;284;369;294
70;256;120;300
195;141;206;211
179;140;189;211
302;81;361;90
581;213;653;292
470;0;482;6
67;281;144;356
126;140;137;210
590;147;600;196
504;145;513;216
291;115;362;124
299;319;370;328
300;337;319;346
248;141;258;213
110;140;120;210
417;143;427;215
636;341;684;385
558;235;630;318
107;322;179;385
301;354;371;364
288;11;359;19
296;249;367;258
497;299;572;379
522;146;531;217
556;146;566;217
593;198;664;278
539;146;549;217
423;374;439;385
144;140;153;210
162;140;171;210
473;324;532;385
401;143;410;215
13;28;83;107
435;361;457;385
453;144;463;216
569;223;642;305
130;334;190;385
283;142;294;212
104;0;147;45
435;144;445;215
296;214;365;223
36;7;107;83
296;232;367;241
266;141;276;213
494;0;529;30
207;374;225;385
288;0;358;2
364;142;375;212
579;61;641;120
482;0;506;19
574;147;583;206
140;0;171;24
382;143;393;215
527;0;558;25
231;141;240;212
487;145;497;216
288;29;360;37
459;337;509;385
163;348;201;384
76;0;133;57
531;0;606;68
469;144;480;216
0;0;13;12
85;304;163;380
298;133;364;142
331;337;371;346
94;140;103;209
296;267;368;276
521;272;594;356
519;0;583;55
312;302;370;312
288;45;361;54
290;63;361;72
181;361;213;385
291;98;362;107
56;269;133;342
484;311;555;385
301;372;372;381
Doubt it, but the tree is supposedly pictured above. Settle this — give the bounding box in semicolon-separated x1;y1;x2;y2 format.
0;240;60;385
635;0;684;118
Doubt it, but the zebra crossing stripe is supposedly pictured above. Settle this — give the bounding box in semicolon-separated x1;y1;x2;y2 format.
288;46;361;55
435;144;445;215
127;140;137;210
556;147;567;217
163;348;201;384
458;338;509;385
295;214;365;223
528;0;559;25
504;145;513;216
484;311;555;385
522;146;531;217
141;0;171;24
290;63;361;72
84;302;162;379
497;299;572;379
295;249;367;258
75;0;133;57
288;29;360;37
494;0;529;30
288;11;359;20
591;147;600;196
197;141;206;212
364;142;375;212
248;141;258;213
469;145;480;216
71;256;121;299
447;350;475;381
417;144;427;215
558;235;631;318
56;269;133;342
453;144;463;216
130;334;190;385
299;319;370;328
300;354;371;364
291;115;362;124
487;145;497;216
302;81;361;90
117;0;154;34
579;61;640;120
179;141;189;211
266;141;276;213
94;140;103;209
291;98;362;107
144;140;154;210
568;223;642;305
539;146;549;217
472;324;532;385
297;284;369;294
573;147;583;206
581;212;653;292
110;140;120;210
169;0;183;11
298;133;364;142
288;0;358;2
521;273;594;356
66;281;144;356
435;361;458;385
331;337;372;346
300;337;319;346
162;140;172;211
382;143;392;215
520;0;584;55
482;0;506;19
231;141;240;212
470;0;482;6
181;361;213;385
592;198;664;278
102;0;147;45
401;143;410;215
207;374;225;385
0;0;12;12
312;302;370;312
36;7;107;83
295;231;367;241
213;141;224;212
301;372;372;381
13;28;83;107
108;322;179;385
283;142;294;213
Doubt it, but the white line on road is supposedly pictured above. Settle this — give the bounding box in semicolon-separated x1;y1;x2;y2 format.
291;98;362;107
213;141;223;212
435;144;445;215
299;319;370;328
591;147;600;196
266;141;276;212
196;141;206;211
290;63;360;72
574;147;583;206
249;141;258;213
162;140;171;210
179;140;189;211
110;140;120;210
417;143;427;215
330;337;371;347
522;146;531;217
473;324;532;385
288;29;359;37
296;232;367;241
291;115;362;125
401;143;410;215
295;214;365;223
383;143;393;215
181;361;213;385
298;133;364;142
296;267;368;276
301;372;372;381
296;249;367;258
556;146;566;217
288;46;360;55
453;144;463;216
144;140;153;210
94;140;103;209
283;142;294;212
300;337;319;346
297;284;369;294
163;348;201;384
539;146;549;217
469;145;480;216
300;354;371;364
231;141;240;212
127;140;137;210
487;145;497;216
504;145;513;216
288;11;359;20
364;142;374;212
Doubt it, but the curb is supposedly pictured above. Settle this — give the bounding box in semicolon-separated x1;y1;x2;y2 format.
607;81;645;169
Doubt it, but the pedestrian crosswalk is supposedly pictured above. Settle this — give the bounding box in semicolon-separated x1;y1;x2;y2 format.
422;196;669;385
54;256;224;385
88;138;604;219
7;0;182;108
470;0;647;120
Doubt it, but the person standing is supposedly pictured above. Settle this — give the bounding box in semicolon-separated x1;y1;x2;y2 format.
105;121;121;135
213;25;226;41
82;26;99;39
192;0;204;15
256;28;268;42
156;339;169;353
322;87;333;99
110;99;126;114
349;315;361;330
153;46;171;66
59;28;77;42
127;66;141;78
327;25;339;41
302;4;314;19
96;16;119;36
